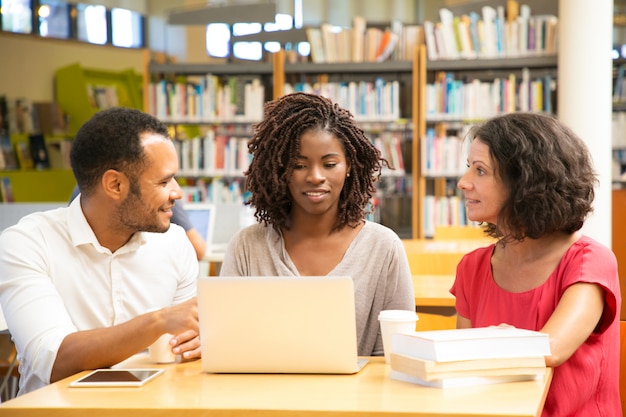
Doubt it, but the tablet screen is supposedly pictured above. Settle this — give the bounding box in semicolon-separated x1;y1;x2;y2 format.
69;369;164;387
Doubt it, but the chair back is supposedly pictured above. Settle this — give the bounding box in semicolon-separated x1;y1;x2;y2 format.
621;320;625;416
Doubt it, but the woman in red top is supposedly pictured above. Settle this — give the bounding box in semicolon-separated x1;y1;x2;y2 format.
452;112;621;417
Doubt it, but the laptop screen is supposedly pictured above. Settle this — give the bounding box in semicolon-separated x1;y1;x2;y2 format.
197;275;366;374
183;203;215;242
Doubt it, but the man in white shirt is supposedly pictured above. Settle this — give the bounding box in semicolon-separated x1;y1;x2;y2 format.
0;107;200;395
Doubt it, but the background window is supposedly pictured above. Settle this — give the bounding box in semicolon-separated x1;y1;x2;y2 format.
232;22;262;60
38;0;70;39
111;8;142;48
206;23;230;58
1;0;32;34
76;3;106;45
207;14;297;61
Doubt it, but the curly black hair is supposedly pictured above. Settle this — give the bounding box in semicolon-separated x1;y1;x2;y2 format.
245;92;389;231
70;107;170;197
468;112;597;242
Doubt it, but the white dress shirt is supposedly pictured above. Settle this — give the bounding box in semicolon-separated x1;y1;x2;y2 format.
0;198;198;394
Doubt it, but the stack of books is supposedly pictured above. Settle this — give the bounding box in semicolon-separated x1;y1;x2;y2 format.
389;326;551;388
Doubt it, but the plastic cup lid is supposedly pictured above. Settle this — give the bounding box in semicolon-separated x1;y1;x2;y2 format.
378;309;418;322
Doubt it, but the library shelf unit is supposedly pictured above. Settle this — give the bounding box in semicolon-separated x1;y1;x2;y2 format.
55;63;143;137
280;52;418;238
145;47;560;240
612;60;626;312
0;63;144;204
418;52;558;238
147;49;421;238
613;58;626;186
145;59;278;209
1;133;75;202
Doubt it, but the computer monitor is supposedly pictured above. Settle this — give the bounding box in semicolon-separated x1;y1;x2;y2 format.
183;203;215;244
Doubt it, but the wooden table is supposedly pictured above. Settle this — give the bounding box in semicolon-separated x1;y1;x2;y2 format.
412;274;455;307
0;354;552;417
402;239;492;275
200;252;225;276
412;274;457;331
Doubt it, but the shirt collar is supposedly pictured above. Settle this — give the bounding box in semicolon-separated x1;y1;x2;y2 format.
68;195;147;254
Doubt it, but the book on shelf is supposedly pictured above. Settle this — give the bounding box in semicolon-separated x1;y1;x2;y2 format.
0;95;8;132
0;176;14;202
351;16;366;62
29;133;50;170
12;98;35;134
0;134;18;171
374;29;399;63
87;84;119;110
389;352;546;382
32;102;67;136
390;369;541;389
15;141;34;170
438;8;460;59
47;139;72;169
423;20;438;60
614;64;626;103
455;14;476;59
391;326;551;363
398;24;424;62
306;27;325;63
320;23;337;63
364;27;383;62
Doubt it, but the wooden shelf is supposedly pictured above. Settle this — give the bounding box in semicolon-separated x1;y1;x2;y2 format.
1;169;75;202
427;55;557;71
148;62;273;75
284;61;413;74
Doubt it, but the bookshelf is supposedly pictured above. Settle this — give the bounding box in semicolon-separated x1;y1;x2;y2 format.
419;53;558;238
145;0;563;239
146;49;560;240
281;55;417;238
147;52;419;238
0;63;143;203
613;59;626;185
55;63;143;136
146;60;276;207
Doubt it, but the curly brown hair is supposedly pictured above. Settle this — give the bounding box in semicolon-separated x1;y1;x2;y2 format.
245;92;389;231
469;112;597;242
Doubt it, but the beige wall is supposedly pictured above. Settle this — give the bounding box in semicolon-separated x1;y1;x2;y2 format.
0;33;144;102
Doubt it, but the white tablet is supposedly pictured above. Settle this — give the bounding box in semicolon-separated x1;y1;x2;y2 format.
69;368;164;387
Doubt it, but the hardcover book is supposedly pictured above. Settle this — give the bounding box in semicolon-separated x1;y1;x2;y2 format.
390;369;541;389
391;326;551;362
389;352;546;381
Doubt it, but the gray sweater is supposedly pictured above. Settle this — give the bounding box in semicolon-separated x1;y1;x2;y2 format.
220;221;415;356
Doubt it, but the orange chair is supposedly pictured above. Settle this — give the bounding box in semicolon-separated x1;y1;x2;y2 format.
0;331;18;401
621;321;625;417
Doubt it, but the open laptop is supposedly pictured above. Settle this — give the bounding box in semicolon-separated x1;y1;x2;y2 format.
197;275;368;374
183;203;215;245
185;202;255;255
210;203;256;254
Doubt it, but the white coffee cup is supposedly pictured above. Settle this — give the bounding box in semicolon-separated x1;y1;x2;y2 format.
149;333;176;364
378;310;418;364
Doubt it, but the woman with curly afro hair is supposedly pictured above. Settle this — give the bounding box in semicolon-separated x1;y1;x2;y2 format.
453;112;621;417
220;92;414;357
